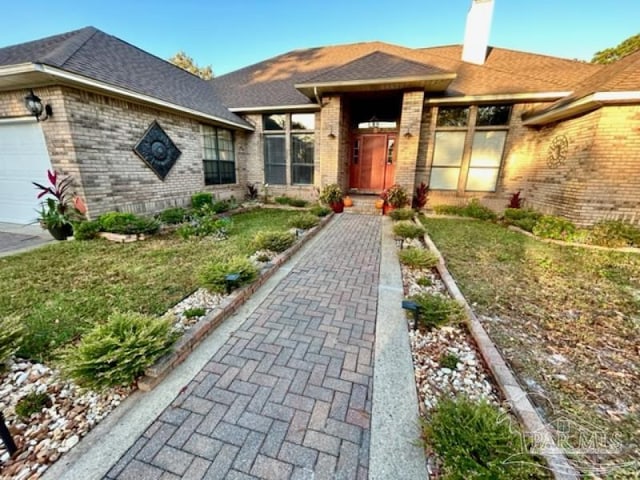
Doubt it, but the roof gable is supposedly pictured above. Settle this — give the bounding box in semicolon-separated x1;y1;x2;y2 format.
0;27;250;129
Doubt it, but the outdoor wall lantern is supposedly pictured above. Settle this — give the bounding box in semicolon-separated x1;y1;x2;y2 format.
24;89;52;121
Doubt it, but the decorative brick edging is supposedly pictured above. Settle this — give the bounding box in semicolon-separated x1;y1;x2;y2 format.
137;213;334;391
507;225;640;254
421;228;580;480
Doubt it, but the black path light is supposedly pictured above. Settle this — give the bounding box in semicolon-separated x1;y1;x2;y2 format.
402;299;421;330
24;89;52;121
224;273;241;295
0;412;17;457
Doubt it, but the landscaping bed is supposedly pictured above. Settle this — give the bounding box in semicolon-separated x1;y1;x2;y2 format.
420;216;640;476
0;206;330;479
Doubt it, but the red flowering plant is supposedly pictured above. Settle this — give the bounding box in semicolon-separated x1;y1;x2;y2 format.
380;184;409;208
33;169;86;230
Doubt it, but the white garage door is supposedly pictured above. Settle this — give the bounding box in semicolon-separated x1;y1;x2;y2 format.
0;119;53;224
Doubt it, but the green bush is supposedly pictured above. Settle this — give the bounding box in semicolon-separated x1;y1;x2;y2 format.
15;392;52;419
463;199;498;221
275;196;290;205
434;200;496;221
158;207;187;225
0;316;24;364
393;221;426;240
191;192;213;210
211;200;231;214
73;220;102;240
416;276;432;287
389;208;415;221
433;204;466;216
309;205;331;217
253;231;296;253
183;307;206;318
398;247;439;269
439;352;460;370
98;212;160;235
410;292;465;328
177;217;231;239
588;220;640;248
503;208;542;233
533;215;576;240
289;198;308;208
199;256;258;293
61;312;177;390
422;397;544;479
288;213;319;230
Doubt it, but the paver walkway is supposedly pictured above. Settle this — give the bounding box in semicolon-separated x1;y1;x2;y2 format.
106;215;381;480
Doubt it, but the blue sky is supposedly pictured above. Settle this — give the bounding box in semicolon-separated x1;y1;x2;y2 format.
1;1;638;75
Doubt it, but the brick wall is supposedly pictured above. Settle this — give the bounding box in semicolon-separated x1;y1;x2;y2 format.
395;90;424;198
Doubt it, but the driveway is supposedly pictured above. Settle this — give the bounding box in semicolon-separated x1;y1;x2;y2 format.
0;222;52;257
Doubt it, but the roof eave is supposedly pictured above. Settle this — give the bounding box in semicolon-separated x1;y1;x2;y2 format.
0;63;253;131
522;91;640;126
229;104;321;113
294;73;457;98
426;91;572;105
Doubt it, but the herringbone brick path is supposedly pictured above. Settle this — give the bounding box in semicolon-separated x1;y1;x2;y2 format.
105;215;381;480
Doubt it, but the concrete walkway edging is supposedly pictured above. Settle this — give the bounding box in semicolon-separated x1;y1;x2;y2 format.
369;217;428;479
422;231;580;480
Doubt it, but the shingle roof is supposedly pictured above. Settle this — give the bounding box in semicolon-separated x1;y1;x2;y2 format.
211;41;602;110
0;27;250;129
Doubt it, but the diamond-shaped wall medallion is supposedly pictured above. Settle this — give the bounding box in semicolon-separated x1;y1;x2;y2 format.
133;121;181;180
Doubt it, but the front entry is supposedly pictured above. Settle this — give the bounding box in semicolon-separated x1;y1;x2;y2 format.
349;133;396;192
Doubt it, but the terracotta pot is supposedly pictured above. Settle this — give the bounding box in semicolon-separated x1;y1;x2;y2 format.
48;223;73;241
383;204;395;215
375;199;384;209
343;196;353;208
330;201;344;213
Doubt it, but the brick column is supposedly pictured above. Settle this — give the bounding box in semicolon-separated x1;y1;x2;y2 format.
318;95;342;187
396;90;424;199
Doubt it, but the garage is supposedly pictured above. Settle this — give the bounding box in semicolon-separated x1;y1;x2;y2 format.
0;119;52;224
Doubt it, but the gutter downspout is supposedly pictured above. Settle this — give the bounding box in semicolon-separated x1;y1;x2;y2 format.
313;86;322;106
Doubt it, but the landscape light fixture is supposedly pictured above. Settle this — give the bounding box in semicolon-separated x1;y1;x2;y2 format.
24;89;52;121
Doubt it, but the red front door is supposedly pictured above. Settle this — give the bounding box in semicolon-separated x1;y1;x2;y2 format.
350;134;396;191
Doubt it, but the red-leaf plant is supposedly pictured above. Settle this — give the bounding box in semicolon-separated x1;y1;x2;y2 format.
33;170;84;228
508;191;523;209
412;182;429;210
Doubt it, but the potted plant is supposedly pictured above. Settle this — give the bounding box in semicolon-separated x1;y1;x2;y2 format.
381;184;409;214
33;170;86;240
319;184;344;213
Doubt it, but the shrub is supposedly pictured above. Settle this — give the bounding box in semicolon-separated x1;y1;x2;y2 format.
288;213;320;230
422;397;544;479
503;208;541;232
393;221;426;239
275;196;290;205
15;392;52;419
98;212;160;235
289;198;308;208
61;312;177;390
389;208;415;221
439;352;460;370
416;276;432;287
309;205;331;217
433;204;466;216
73;220;102;240
588;220;640;248
183;307;206;318
398;247;439;269
199;256;258;293
253;231;296;253
177;217;231;240
533;215;576;240
412;182;428;210
211;200;231;214
191;192;213;210
319;184;343;205
383;184;409;208
508;191;524;209
0;316;24;364
158;207;187;224
410;292;465;328
463;199;497;221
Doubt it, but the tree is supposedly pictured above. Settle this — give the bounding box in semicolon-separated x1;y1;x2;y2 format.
168;51;213;80
591;33;640;64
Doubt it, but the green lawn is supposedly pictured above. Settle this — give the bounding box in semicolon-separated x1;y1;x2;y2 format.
1;208;300;362
421;217;640;471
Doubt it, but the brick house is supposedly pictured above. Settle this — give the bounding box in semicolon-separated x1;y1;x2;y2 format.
1;1;639;225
